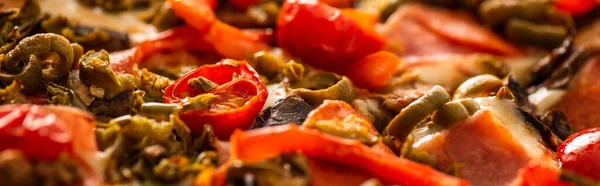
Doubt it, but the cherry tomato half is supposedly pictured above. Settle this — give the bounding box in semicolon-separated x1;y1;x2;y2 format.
558;127;600;180
163;60;268;139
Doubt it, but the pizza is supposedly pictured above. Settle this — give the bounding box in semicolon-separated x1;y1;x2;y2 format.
0;0;599;185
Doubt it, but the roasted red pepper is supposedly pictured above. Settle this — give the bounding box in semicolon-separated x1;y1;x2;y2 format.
168;0;217;32
341;51;400;90
110;25;215;74
554;0;597;16
224;124;468;186
510;161;574;186
276;0;385;71
163;60;268;139
205;21;270;60
558;127;600;180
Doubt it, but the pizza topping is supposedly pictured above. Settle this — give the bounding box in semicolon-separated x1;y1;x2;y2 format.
3;0;600;185
163;60;268;138
558;127;600;180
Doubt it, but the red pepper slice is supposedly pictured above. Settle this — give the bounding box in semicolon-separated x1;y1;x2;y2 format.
226;124;468;186
276;0;385;71
163;60;268;139
510;161;574;186
554;0;597;16
341;51;400;90
109;25;215;74
205;21;270;60
168;0;217;32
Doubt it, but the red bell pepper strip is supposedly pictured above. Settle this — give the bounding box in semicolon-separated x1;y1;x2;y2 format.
510;161;574;186
227;124;469;186
276;0;385;71
163;60;268;139
109;25;215;74
168;0;217;32
340;51;400;90
0;104;101;185
554;0;597;16
205;21;271;60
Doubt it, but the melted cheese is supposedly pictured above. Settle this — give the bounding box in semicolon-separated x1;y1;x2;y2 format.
528;88;566;112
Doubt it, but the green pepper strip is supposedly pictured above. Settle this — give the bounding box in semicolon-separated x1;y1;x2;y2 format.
478;0;550;27
4;33;74;82
452;74;502;100
290;76;356;106
79;50;121;89
385;85;450;143
46;82;88;111
505;18;568;49
0;34;74;93
432;101;470;128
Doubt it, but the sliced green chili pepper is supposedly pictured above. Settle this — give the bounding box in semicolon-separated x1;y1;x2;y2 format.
473;56;508;77
290;74;356;105
79;50;121;89
140;103;180;121
102;74;136;100
71;43;84;64
479;0;550;27
352;97;394;133
141;68;171;98
0;33;74;93
180;94;219;114
0;80;27;104
282;60;305;82
131;90;146;115
46;82;88;110
247;0;280;26
458;98;480;115
385;85;450;143
188;76;218;93
253;51;286;78
505;18;568;49
151;2;182;31
5;33;73;82
432;101;470;128
452;74;502;100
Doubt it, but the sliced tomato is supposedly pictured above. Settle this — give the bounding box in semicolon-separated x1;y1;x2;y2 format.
224;124;469;186
558;127;600;180
163;60;268;139
276;0;385;71
554;0;597;16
